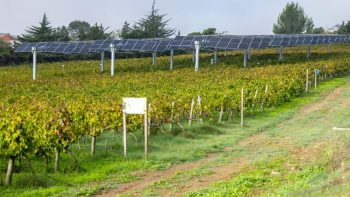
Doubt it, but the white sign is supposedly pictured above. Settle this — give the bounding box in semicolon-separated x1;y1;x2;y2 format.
122;98;147;114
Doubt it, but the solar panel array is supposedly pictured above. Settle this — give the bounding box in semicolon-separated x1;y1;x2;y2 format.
15;34;350;54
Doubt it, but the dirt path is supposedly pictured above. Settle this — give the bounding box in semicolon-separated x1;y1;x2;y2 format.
95;85;348;197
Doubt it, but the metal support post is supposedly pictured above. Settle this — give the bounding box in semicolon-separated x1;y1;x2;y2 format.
244;49;247;68
152;52;156;66
101;51;105;72
329;42;332;54
224;49;227;57
214;49;218;64
194;41;200;72
248;48;251;61
170;49;174;70
32;47;37;80
110;44;116;76
279;46;283;61
192;50;195;63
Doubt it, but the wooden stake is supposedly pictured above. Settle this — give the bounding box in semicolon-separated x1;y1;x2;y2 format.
315;69;317;91
144;109;148;159
170;102;175;132
306;69;309;92
123;112;127;157
189;99;195;126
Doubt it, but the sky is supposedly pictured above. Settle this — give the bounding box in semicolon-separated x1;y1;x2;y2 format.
2;0;350;37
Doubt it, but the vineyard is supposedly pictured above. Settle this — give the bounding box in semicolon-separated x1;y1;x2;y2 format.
1;43;350;196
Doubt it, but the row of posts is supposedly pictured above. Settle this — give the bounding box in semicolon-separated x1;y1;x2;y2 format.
31;42;334;80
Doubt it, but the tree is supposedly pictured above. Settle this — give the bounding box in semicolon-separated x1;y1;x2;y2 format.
18;13;56;42
53;26;70;41
273;2;314;34
68;20;91;40
0;40;12;66
188;28;227;35
336;21;350;34
119;0;175;39
86;23;112;40
120;21;133;39
136;0;176;38
312;27;325;34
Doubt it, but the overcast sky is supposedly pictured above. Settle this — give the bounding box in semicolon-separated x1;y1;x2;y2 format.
2;0;350;37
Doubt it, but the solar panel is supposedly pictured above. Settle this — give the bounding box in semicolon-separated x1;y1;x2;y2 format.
238;37;252;49
54;43;69;53
296;36;305;45
288;36;298;46
303;36;313;45
62;43;77;53
270;36;283;46
259;36;273;48
249;37;262;49
46;42;60;52
14;43;30;52
311;36;319;44
141;41;157;51
80;41;93;54
227;37;242;49
280;37;291;46
122;40;138;51
99;40;113;51
323;36;330;44
317;36;325;44
346;35;350;42
216;37;231;49
154;40;171;51
206;36;221;48
133;40;147;51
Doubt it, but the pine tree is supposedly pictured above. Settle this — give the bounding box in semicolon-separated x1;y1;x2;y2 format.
136;0;176;38
18;13;56;42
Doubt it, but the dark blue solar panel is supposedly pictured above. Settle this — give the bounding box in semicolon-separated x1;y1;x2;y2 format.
154;40;171;51
346;35;350;42
170;36;185;47
133;40;147;51
54;43;69;53
141;41;157;51
181;36;195;46
317;36;325;44
270;36;283;46
71;42;85;53
80;42;93;54
288;36;298;46
238;37;252;49
62;43;77;53
249;37;262;49
206;36;220;48
15;43;30;52
227;37;242;49
99;40;113;51
323;36;330;44
217;37;231;49
296;36;305;45
311;36;318;44
303;36;313;44
259;37;272;48
122;40;138;50
46;42;60;52
329;36;336;42
280;37;290;46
